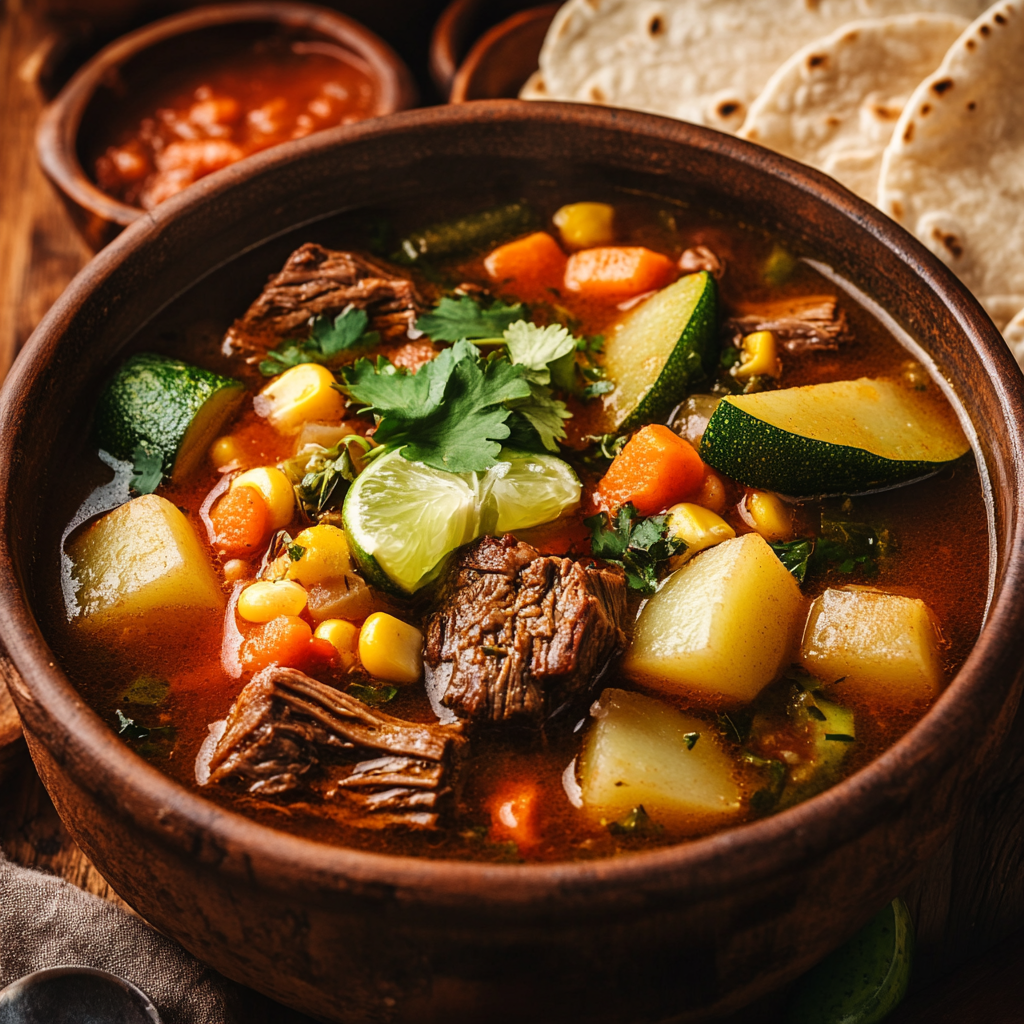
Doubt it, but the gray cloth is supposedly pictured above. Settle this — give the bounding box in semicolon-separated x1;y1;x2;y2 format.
0;853;311;1024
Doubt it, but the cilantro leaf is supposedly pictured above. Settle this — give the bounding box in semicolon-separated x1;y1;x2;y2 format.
280;434;373;516
769;538;814;584
585;503;685;594
505;380;572;452
504;321;576;375
416;296;525;342
259;307;379;376
770;517;891;584
130;443;163;495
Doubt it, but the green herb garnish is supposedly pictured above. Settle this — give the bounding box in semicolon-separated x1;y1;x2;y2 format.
585;503;685;595
683;732;700;750
607;804;662;836
824;733;856;743
771;517;891;584
415;295;526;342
129;443;163;495
347;683;399;706
287;544;306;562
280;435;374;516
259;307;379;376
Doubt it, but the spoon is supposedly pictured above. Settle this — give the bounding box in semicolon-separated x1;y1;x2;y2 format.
0;967;161;1024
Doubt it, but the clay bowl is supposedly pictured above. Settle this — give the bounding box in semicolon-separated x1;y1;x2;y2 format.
35;1;417;251
448;3;558;103
2;101;1023;1023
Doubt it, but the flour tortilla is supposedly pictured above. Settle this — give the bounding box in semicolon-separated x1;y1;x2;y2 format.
533;0;992;132
878;1;1024;329
739;14;966;201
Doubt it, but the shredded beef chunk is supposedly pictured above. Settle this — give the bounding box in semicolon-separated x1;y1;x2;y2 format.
723;294;849;353
204;667;466;828
223;243;425;359
424;535;628;727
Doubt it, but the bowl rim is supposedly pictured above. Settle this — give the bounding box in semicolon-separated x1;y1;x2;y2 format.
35;0;417;230
5;99;1024;910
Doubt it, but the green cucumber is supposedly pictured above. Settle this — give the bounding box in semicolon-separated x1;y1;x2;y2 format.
397;202;537;262
599;271;718;433
700;377;969;497
786;898;915;1024
93;353;245;480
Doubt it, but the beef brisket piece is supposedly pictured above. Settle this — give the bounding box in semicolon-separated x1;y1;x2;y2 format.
204;667;466;828
723;295;850;354
223;243;426;359
424;535;628;727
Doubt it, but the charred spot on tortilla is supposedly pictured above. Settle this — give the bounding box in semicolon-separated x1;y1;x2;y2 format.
648;15;664;36
903;122;914;143
931;227;964;260
967;101;977;111
994;12;1007;24
806;53;828;70
932;79;954;96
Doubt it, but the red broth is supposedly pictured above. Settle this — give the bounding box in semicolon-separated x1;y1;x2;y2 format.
44;194;989;863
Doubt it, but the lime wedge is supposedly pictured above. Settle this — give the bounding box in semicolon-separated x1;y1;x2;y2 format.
343;448;580;594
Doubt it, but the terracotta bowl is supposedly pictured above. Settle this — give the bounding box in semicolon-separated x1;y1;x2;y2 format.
35;1;417;251
448;3;558;103
2;102;1023;1023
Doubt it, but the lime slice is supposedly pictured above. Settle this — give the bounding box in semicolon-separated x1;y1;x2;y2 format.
343;448;580;594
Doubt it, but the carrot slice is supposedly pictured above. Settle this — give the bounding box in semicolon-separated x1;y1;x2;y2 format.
599;424;704;516
489;782;540;847
240;615;314;673
211;486;269;558
484;231;567;302
563;246;676;301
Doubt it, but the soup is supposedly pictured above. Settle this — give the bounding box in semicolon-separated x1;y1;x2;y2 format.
47;191;988;863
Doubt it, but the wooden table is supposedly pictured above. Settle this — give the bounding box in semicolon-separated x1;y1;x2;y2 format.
2;3;1023;1021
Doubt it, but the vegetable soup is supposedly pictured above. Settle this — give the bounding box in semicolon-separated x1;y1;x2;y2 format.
44;189;988;863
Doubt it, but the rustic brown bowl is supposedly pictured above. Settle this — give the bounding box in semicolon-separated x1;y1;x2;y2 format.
35;1;417;251
448;3;558;103
2;101;1023;1023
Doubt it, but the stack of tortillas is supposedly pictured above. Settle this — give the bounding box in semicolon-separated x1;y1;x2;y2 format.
524;0;1024;361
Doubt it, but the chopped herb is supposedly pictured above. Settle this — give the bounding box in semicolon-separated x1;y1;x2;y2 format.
280;435;374;516
683;732;700;750
122;675;169;707
717;711;749;745
416;295;526;342
720;346;742;370
116;709;149;740
769;538;814;583
582;433;629;464
347;683;398;706
259;307;379;376
115;710;174;752
824;733;856;743
806;704;827;722
585;503;685;595
129;443;163;495
287;543;306;562
582;379;616;399
771;517;891;584
607;804;662;836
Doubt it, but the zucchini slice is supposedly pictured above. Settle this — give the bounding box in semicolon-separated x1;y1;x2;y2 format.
700;377;969;496
93;353;245;480
599;271;718;433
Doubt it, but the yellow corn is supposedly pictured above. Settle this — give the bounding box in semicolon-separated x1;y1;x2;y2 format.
314;618;360;671
747;490;792;541
733;330;781;379
553;202;615;249
254;363;346;435
358;612;423;685
237;580;308;622
286;525;352;586
666;503;736;568
231;467;294;530
209;435;244;470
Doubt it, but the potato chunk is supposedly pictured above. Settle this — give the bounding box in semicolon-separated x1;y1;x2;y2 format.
68;494;224;630
624;533;806;703
800;588;943;702
579;688;741;826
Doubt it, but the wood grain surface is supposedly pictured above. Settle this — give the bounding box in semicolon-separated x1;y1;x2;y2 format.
1;3;1022;1021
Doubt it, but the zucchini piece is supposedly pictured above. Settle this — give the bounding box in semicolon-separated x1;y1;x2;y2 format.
599;271;718;433
93;353;245;480
397;202;537;262
700;377;969;496
786;898;914;1024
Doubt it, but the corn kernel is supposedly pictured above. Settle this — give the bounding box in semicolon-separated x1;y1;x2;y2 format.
358;611;423;685
314;618;360;671
666;503;736;568
747;490;792;542
254;363;346;435
285;524;352;587
231;466;294;530
209;435;244;470
553;202;615;249
237;580;308;622
732;330;781;379
223;558;249;582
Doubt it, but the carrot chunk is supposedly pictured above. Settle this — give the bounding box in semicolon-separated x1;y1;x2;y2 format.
211;486;269;558
563;246;676;301
599;424;704;516
240;615;314;673
489;782;540;847
484;231;567;302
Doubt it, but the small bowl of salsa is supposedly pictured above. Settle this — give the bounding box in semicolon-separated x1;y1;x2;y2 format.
36;2;417;249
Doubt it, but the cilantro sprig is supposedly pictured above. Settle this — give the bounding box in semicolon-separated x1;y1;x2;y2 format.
259;307;379;377
585;503;685;594
415;296;525;342
770;516;892;584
